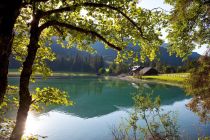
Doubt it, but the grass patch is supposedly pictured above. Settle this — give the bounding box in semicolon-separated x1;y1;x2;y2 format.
141;73;189;83
8;70;96;77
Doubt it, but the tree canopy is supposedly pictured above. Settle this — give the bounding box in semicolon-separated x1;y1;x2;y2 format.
165;0;210;58
13;0;165;72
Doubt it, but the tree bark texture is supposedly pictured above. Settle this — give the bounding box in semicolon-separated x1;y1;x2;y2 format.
0;0;22;104
10;18;40;140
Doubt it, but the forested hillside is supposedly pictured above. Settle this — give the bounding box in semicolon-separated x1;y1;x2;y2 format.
9;41;200;72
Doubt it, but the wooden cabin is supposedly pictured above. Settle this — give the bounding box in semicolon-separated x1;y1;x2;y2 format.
139;67;158;76
129;65;144;76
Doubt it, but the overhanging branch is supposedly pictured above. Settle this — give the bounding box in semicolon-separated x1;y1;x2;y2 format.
40;2;145;38
82;3;144;37
39;20;122;51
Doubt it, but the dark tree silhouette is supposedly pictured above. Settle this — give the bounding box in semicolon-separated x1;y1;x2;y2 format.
0;0;22;104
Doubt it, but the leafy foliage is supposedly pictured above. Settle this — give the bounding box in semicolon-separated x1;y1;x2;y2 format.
132;94;178;139
165;0;210;58
31;87;73;111
185;49;210;122
0;85;18;139
0;85;19;117
12;0;166;72
112;93;179;140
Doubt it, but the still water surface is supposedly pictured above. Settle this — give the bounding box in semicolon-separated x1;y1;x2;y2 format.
9;77;210;140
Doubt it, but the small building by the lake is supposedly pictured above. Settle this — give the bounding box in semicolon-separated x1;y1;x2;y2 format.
129;65;144;76
129;66;158;76
139;67;158;76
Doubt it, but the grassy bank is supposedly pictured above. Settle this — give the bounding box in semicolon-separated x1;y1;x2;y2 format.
140;73;189;83
8;70;96;77
9;69;188;84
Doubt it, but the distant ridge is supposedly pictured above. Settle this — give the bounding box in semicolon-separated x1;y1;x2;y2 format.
50;42;200;66
9;41;200;69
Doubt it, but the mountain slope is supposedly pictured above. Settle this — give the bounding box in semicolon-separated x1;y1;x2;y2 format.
50;42;200;66
9;42;200;69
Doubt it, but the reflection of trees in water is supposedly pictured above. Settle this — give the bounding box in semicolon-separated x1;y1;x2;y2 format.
35;78;188;119
185;50;210;123
42;79;187;118
71;79;104;95
69;78;105;95
132;82;188;106
36;77;131;96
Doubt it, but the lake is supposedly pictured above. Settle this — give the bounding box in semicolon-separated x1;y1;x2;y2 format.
9;76;210;140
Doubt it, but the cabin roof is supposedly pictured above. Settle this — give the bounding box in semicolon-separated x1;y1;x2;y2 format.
140;67;152;73
140;67;157;75
131;65;143;71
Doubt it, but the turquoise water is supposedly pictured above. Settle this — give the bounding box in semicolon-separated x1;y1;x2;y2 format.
9;77;210;140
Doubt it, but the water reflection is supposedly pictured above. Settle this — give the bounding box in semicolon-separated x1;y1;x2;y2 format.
31;77;188;118
24;113;39;136
24;100;210;140
8;77;210;139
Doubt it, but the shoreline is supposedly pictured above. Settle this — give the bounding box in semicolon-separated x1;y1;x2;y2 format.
8;72;96;78
8;72;184;87
109;76;184;87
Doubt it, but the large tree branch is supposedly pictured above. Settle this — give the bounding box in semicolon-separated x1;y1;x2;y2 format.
39;20;122;51
40;2;145;38
83;3;144;37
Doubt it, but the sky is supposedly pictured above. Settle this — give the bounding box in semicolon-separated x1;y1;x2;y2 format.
138;0;208;55
138;0;172;10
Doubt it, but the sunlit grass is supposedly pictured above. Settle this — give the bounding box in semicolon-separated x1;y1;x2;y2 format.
141;73;189;83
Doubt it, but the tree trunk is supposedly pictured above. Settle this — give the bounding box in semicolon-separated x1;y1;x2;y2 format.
10;18;40;140
0;0;22;104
